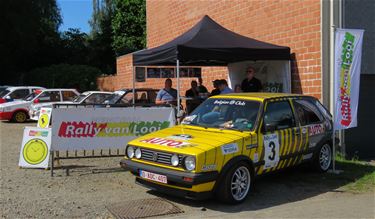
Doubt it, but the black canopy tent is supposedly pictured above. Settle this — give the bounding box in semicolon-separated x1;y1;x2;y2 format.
132;15;291;108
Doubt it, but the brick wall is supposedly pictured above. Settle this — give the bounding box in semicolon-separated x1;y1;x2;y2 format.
98;0;322;99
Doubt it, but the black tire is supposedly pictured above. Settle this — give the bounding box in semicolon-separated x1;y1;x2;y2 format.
12;111;28;123
216;161;253;204
312;143;332;172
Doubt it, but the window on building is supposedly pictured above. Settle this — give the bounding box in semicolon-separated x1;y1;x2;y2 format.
264;101;296;130
147;68;161;78
135;67;145;82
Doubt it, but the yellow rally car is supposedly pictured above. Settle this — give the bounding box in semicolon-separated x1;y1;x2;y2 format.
121;93;333;204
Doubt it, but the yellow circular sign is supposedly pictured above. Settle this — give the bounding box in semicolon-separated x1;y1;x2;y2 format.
23;139;48;165
38;114;49;128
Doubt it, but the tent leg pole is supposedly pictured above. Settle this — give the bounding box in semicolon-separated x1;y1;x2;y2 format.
177;59;180;124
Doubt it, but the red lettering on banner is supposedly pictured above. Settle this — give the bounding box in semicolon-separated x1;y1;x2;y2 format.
340;88;352;127
58;121;107;138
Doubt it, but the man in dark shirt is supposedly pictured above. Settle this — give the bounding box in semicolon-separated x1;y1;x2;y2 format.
185;80;200;113
210;79;221;96
197;77;208;93
241;66;262;92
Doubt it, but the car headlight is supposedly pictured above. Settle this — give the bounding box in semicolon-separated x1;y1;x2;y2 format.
126;146;135;158
171;154;179;166
184;156;196;171
135;148;142;159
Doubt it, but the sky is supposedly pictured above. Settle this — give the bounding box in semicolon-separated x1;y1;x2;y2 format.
58;0;93;33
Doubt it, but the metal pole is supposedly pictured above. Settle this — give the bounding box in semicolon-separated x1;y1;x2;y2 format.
332;26;336;172
132;66;136;106
176;59;180;122
50;150;54;177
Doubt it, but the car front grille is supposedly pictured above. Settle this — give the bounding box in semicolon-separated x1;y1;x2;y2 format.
140;148;183;166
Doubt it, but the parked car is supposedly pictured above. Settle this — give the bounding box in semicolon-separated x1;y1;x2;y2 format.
0;89;79;122
121;93;333;204
103;88;158;105
0;86;45;103
29;91;112;120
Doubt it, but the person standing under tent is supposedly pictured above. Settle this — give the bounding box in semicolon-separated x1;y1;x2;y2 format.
155;78;177;105
210;80;221;96
218;79;233;94
185;80;201;114
197;77;208;94
241;66;262;92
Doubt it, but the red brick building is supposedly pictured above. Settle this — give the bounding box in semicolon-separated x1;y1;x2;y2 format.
98;0;322;99
97;0;375;159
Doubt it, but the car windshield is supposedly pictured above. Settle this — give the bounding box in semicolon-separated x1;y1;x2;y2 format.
0;88;11;98
72;94;88;103
102;90;126;104
182;98;261;131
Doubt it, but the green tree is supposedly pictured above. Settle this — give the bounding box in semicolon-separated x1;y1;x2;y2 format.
111;0;146;55
88;0;116;74
0;0;62;84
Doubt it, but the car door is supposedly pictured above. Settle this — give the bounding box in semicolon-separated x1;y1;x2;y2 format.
259;99;300;174
292;98;326;159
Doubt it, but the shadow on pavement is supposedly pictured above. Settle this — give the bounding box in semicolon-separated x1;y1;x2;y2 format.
146;161;375;213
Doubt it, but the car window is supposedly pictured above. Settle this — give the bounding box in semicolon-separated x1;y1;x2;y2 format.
62;91;77;101
264;101;296;130
0;88;11;97
9;89;29;99
293;99;323;126
136;91;148;103
38;91;61;103
83;93;112;104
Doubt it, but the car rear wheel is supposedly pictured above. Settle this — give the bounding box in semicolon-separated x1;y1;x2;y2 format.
12;111;28;123
313;143;332;172
216;161;252;204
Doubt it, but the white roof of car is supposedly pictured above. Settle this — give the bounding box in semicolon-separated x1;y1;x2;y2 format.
81;91;112;95
6;86;44;91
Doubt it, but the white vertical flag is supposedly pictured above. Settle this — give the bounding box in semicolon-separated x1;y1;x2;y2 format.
334;28;364;130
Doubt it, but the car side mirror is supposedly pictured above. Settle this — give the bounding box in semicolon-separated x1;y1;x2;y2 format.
5;95;11;100
264;123;277;132
33;98;40;103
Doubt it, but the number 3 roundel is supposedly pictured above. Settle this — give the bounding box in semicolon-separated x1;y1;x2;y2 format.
263;133;280;169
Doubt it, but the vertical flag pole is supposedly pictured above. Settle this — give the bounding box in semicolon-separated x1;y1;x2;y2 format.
332;26;336;173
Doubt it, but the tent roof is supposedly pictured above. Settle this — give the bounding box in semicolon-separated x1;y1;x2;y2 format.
133;15;291;66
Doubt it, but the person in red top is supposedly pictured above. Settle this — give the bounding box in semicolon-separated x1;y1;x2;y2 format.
241;66;262;92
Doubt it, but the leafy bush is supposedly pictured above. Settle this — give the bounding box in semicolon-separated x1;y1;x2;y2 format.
25;64;102;92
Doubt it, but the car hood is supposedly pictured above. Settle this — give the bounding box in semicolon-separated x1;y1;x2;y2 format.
129;124;251;155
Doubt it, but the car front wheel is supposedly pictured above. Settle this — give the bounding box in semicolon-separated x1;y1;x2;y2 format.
217;161;252;204
12;111;28;123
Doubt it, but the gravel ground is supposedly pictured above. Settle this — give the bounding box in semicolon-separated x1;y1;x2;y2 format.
1;122;374;218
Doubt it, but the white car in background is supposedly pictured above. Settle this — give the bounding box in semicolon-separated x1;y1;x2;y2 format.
0;86;45;103
29;91;112;121
0;89;79;123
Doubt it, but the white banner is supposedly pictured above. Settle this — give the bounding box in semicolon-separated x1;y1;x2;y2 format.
19;127;51;168
334;28;364;130
51;107;176;151
37;107;52;128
